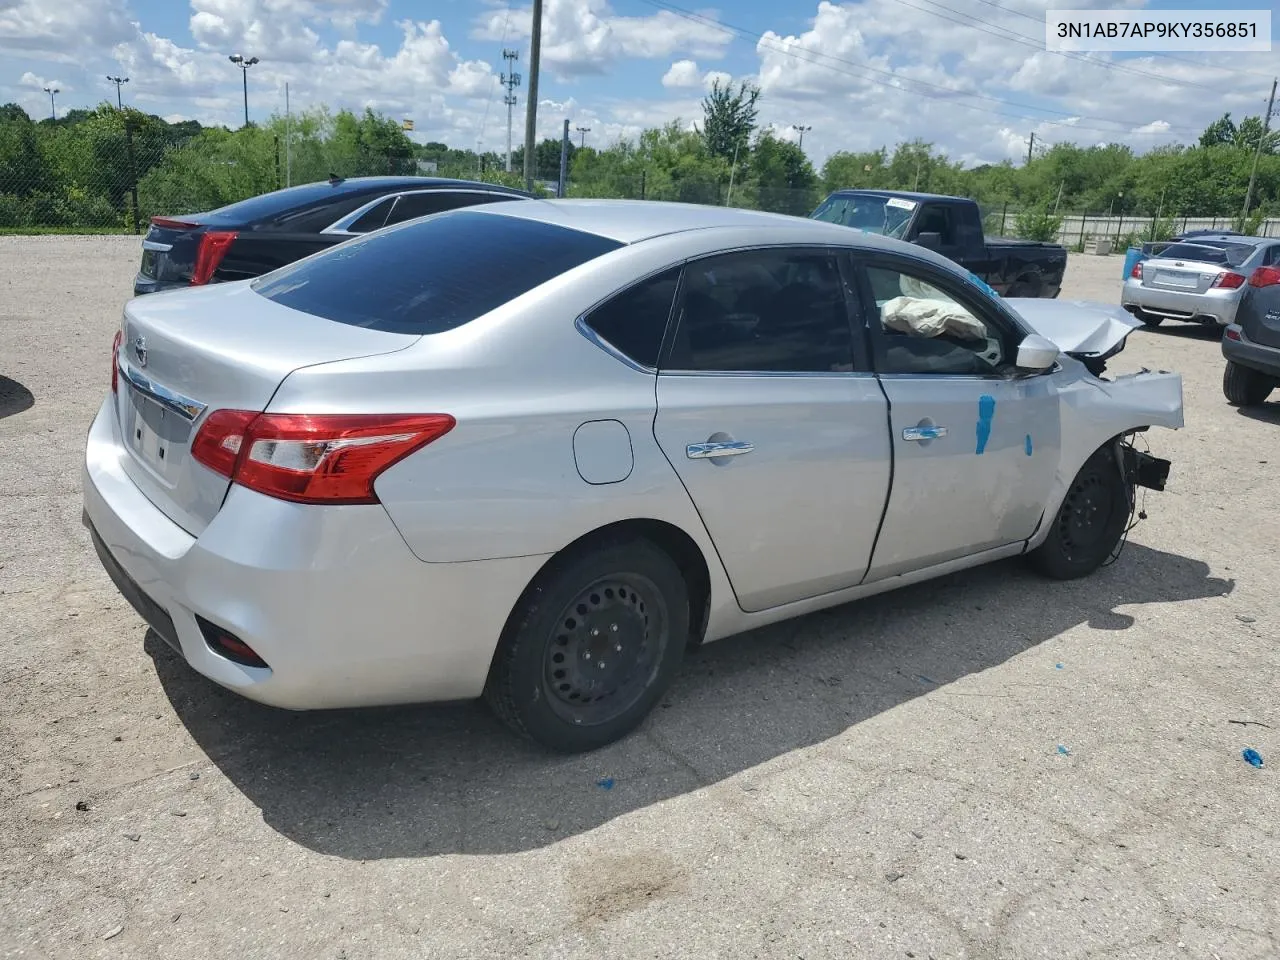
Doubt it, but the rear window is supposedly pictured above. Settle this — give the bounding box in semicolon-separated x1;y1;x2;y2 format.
1160;241;1255;266
251;211;623;334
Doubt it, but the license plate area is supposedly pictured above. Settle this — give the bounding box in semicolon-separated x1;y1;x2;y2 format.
123;387;190;484
1156;271;1199;289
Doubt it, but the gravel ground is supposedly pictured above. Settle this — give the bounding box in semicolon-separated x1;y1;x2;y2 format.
2;237;1277;960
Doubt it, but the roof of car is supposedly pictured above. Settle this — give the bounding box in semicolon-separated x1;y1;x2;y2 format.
467;198;860;245
827;188;970;203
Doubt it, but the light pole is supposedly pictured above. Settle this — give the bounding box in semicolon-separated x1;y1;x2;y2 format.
228;54;259;127
42;86;59;120
792;124;811;151
576;125;591;149
106;75;129;110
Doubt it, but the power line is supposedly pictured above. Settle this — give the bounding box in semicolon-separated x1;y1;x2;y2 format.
638;0;1202;138
886;0;1225;92
965;0;1278;81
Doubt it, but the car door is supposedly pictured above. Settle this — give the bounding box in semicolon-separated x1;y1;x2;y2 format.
852;253;1061;581
652;246;892;613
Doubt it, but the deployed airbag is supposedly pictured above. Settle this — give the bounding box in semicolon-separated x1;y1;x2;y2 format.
881;295;987;341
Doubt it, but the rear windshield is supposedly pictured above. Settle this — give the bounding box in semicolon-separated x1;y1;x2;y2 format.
251;210;623;334
1159;241;1255;266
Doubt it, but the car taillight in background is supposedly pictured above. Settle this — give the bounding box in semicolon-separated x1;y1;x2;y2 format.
1213;272;1247;290
191;412;456;505
191;230;238;285
1130;261;1143;280
1225;327;1242;341
110;329;122;393
1249;266;1280;288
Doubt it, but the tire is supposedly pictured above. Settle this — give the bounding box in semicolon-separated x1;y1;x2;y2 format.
1223;360;1275;407
1029;445;1132;580
484;537;689;753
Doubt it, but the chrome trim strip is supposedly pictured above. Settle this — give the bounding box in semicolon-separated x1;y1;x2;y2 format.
117;360;207;421
141;239;173;252
573;316;656;374
903;425;947;442
687;440;754;460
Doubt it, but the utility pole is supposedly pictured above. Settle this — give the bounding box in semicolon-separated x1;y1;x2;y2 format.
792;124;811;151
284;82;291;186
1241;76;1277;225
1026;131;1035;165
576;125;591;149
42;86;59;120
523;0;543;191
106;75;129;110
501;49;520;174
228;54;259;127
559;119;570;198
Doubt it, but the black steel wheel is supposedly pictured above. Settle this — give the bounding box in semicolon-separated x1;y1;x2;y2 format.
1029;445;1131;580
485;538;689;752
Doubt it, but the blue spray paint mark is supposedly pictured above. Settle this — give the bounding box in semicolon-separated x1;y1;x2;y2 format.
1025;434;1034;457
975;395;996;455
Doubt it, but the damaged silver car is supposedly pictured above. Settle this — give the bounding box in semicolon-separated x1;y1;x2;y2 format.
85;201;1182;751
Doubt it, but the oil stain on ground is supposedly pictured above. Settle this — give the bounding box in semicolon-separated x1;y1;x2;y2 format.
570;851;687;927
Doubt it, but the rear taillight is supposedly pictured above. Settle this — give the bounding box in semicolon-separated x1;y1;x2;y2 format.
150;216;199;230
111;329;123;393
1249;266;1280;288
1225;327;1242;341
1130;261;1143;279
190;230;238;285
1214;272;1247;290
191;412;455;505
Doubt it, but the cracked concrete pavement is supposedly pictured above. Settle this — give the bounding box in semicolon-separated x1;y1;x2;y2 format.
1;237;1277;959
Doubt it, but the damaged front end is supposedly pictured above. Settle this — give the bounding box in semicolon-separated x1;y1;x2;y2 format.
1006;298;1143;376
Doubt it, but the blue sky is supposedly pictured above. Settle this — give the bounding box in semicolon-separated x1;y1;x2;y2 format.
2;0;1277;167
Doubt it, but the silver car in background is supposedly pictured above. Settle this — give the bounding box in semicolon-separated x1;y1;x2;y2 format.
1122;235;1280;328
84;200;1183;753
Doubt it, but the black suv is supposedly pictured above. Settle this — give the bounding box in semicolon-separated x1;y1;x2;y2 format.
134;176;532;295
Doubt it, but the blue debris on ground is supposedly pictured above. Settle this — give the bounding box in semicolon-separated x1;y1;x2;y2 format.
596;776;615;790
1242;748;1264;769
1057;745;1071;756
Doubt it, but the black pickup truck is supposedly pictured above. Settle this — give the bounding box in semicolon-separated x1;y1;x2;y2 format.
811;189;1068;298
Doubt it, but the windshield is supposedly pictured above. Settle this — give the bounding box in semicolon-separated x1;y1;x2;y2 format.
1158;241;1255;267
811;194;917;239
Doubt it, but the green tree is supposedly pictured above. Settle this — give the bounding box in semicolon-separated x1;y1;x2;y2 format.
1199;113;1237;148
700;79;760;163
747;130;819;214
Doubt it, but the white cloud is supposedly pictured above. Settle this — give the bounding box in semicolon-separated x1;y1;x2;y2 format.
0;0;133;62
472;0;730;77
662;59;700;89
702;70;732;91
1133;120;1171;136
19;71;68;91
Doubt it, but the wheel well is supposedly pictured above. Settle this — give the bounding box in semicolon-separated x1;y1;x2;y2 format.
545;520;712;648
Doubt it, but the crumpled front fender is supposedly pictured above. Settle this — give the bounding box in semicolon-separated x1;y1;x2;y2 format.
1027;365;1184;550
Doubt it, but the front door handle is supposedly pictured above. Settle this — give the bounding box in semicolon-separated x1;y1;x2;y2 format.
687;440;754;460
903;425;947;442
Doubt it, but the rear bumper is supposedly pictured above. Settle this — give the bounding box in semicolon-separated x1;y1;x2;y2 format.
1121;278;1241;325
1223;326;1280;378
82;397;549;709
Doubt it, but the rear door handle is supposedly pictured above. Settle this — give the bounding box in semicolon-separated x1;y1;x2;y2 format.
903;425;947;442
687;440;754;460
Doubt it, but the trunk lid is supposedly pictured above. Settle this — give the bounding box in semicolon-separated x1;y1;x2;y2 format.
1141;256;1225;295
113;282;419;535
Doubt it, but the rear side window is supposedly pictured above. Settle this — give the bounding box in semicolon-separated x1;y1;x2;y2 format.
583;269;680;368
345;196;396;233
383;191;512;226
251;211;623;334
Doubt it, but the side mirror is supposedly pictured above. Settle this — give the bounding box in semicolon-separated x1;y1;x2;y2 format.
1016;334;1059;373
916;231;942;251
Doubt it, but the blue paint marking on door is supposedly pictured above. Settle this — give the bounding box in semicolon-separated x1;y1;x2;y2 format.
975;394;996;455
1025;434;1034;456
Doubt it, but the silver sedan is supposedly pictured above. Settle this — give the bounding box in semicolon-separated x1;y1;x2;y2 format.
84;200;1183;752
1122;235;1280;327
